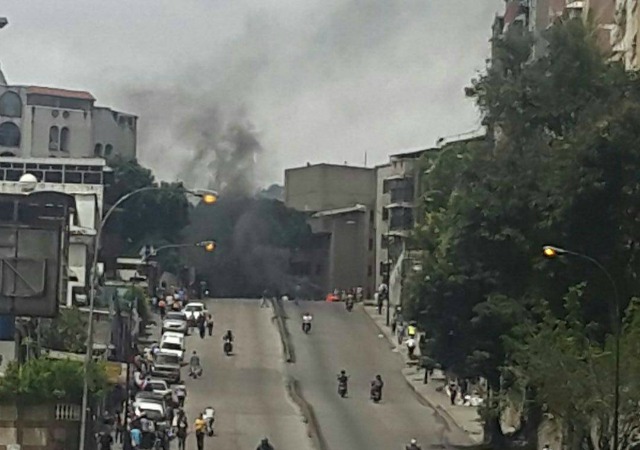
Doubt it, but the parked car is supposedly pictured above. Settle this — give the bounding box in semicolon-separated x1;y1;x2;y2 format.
182;302;207;326
160;333;185;361
148;378;172;402
162;311;188;334
151;351;182;384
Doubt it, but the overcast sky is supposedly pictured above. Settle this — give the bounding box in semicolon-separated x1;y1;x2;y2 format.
0;1;503;188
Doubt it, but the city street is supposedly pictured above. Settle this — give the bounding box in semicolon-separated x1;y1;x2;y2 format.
179;298;312;450
284;301;469;450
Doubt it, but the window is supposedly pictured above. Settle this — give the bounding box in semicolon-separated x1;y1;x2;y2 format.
382;208;389;221
381;235;388;249
383;179;390;193
368;265;373;276
94;143;103;156
49;126;59;150
368;238;374;251
105;144;113;156
0;122;21;147
60;127;69;151
0;91;22;118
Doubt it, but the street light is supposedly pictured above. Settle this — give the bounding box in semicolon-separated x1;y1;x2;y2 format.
78;186;218;450
542;244;621;450
141;240;217;262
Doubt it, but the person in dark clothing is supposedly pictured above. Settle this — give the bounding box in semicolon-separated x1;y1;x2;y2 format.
206;314;214;336
98;431;113;450
197;314;206;339
257;437;275;450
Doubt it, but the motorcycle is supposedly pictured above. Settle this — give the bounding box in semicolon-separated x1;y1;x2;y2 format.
204;407;215;436
189;365;203;378
302;322;311;334
223;340;233;356
370;385;382;403
346;299;354;312
338;381;348;398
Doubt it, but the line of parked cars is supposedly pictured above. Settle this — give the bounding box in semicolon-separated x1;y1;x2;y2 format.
132;302;209;427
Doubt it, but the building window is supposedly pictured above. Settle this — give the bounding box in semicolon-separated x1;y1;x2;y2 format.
382;208;389;221
0;91;22;118
368;265;373;276
60;127;70;152
0;122;21;147
381;235;388;249
49;126;59;150
368;238;374;251
94;143;103;156
105;144;113;156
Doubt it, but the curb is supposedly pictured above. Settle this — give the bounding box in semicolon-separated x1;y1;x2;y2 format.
285;376;328;450
269;297;296;363
361;306;479;444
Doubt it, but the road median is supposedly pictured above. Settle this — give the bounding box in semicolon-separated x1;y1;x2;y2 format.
269;297;296;363
285;376;328;450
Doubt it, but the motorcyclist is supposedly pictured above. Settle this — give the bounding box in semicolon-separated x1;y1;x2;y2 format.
203;406;215;436
223;330;234;343
175;385;186;408
371;374;384;400
257;437;275;450
337;369;349;396
189;351;201;377
302;312;313;332
406;438;422;450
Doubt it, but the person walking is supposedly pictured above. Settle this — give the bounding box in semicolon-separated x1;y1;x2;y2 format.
260;289;269;308
406;336;417;359
194;414;206;450
206;313;214;336
197;314;206;339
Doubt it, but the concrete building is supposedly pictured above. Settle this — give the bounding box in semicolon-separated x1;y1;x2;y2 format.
611;0;640;69
0;67;136;162
284;164;377;295
0;157;110;307
374;148;433;309
492;0;616;59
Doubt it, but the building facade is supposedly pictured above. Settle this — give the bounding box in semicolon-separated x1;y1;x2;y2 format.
284;164;377;295
0;68;136;162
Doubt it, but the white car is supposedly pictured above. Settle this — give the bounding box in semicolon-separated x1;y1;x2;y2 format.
162;311;188;334
160;334;185;361
148;378;172;400
183;302;207;324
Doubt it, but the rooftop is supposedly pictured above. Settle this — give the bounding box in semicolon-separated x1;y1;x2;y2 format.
312;204;367;218
26;85;95;101
286;162;373;172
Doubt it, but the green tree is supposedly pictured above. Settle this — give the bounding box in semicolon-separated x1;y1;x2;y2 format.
104;158;190;262
40;308;88;353
408;18;640;447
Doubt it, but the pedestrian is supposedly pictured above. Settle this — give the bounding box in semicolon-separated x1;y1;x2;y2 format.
375;292;381;314
257;437;275;450
449;383;458;406
98;430;113;450
194;414;206;450
397;322;405;345
115;412;124;443
206;313;214;336
197;314;206;339
130;426;142;450
407;322;417;339
158;298;166;320
173;410;188;450
406;336;417;359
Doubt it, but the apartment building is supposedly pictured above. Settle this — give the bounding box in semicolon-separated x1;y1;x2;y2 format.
284;163;377;296
0;67;136;161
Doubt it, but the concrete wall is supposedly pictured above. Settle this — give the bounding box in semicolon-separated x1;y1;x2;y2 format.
27;106;93;158
285;164;376;212
91;107;137;161
310;209;373;293
0;403;80;450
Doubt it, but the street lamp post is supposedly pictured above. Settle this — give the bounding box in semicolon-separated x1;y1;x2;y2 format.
78;186;217;450
542;245;621;450
141;240;216;263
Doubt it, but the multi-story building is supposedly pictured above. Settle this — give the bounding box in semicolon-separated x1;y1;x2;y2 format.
611;0;640;69
0;67;136;161
284;163;377;296
374;148;433;309
0;158;110;307
492;0;616;59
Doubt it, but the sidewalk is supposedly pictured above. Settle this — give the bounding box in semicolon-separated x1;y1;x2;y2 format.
362;304;484;446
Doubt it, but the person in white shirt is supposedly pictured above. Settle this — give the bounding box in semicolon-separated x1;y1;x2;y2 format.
406;337;417;358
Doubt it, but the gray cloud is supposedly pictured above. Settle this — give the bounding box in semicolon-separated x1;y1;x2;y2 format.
0;0;503;187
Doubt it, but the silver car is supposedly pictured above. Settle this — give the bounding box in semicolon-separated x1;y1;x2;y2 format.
162;311;188;334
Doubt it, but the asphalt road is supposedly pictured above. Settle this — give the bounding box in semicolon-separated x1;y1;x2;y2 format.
284;300;465;450
178;298;312;450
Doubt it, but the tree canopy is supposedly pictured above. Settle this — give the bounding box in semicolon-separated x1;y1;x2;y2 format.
408;18;640;448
